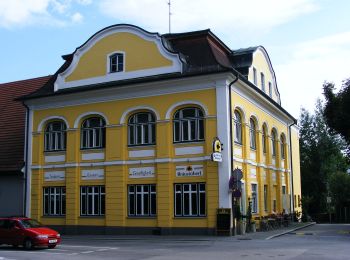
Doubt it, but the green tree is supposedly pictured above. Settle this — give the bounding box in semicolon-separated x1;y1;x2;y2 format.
329;172;350;221
299;101;348;218
323;79;350;156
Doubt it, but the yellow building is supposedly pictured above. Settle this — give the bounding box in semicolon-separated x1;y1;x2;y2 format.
21;24;301;235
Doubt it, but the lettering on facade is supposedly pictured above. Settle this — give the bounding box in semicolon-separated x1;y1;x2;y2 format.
44;171;65;181
176;165;203;177
81;169;104;180
129;167;155;178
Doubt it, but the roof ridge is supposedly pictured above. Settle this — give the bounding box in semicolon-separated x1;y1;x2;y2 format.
0;75;51;86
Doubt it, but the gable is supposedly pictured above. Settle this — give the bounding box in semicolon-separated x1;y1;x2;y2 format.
55;24;183;91
248;47;281;104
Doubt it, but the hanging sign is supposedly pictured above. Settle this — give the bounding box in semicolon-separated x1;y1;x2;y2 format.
211;137;223;162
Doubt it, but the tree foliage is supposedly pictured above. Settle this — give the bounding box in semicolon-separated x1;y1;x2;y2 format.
323;79;350;156
299;101;349;217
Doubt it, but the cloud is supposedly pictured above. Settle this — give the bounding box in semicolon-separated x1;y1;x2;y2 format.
0;0;90;28
98;0;318;34
71;12;83;23
275;31;350;117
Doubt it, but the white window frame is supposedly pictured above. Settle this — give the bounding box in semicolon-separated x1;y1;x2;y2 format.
128;112;156;146
234;110;242;144
251;183;258;214
174;183;206;217
173;107;204;143
81;117;106;149
43;186;66;216
249;118;256;150
128;184;156;217
107;51;125;73
261;72;265;92
44;121;66;152
80;186;105;216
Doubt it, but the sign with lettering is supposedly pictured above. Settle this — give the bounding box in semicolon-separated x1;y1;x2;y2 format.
81;169;104;180
176;165;203;177
44;171;65;181
129;167;155;178
211;137;223;162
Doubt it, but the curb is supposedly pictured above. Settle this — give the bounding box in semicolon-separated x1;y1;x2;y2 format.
265;222;316;240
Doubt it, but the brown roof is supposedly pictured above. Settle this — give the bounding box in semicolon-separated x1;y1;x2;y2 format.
0;76;50;173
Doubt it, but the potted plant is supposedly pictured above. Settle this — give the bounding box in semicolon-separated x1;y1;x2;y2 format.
246;198;256;233
234;204;246;235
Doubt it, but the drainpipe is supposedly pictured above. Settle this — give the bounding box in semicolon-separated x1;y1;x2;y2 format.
288;120;297;214
23;102;30;217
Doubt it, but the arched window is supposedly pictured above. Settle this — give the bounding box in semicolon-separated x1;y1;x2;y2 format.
81;117;106;149
262;124;267;153
271;129;277;156
234;110;242;144
128;112;156;146
280;134;285;159
109;53;124;73
44;121;66;151
249;118;256;150
173;107;204;143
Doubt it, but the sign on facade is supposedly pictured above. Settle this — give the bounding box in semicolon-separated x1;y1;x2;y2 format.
44;171;65;181
81;169;104;180
129;167;155;178
176;165;203;177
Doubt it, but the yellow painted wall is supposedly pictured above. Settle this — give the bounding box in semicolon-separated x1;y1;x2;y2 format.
66;32;173;82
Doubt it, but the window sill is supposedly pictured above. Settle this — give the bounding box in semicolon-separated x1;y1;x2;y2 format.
41;215;65;218
128;144;156;149
127;216;157;219
173;141;205;146
44;151;66;155
234;142;243;146
173;216;207;219
80;148;105;152
79;216;105;218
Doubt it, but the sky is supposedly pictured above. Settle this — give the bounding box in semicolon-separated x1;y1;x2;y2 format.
1;0;350;118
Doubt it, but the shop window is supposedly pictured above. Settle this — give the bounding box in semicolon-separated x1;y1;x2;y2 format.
251;183;258;213
81;117;106;149
128;112;155;146
249;118;256;150
234;110;242;144
173;107;204;143
109;53;124;73
174;183;206;217
43;187;66;216
80;186;105;216
128;184;156;217
44;121;66;151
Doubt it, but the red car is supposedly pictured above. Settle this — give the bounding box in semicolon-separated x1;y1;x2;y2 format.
0;217;61;249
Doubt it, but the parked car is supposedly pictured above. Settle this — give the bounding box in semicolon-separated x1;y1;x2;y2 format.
0;217;61;249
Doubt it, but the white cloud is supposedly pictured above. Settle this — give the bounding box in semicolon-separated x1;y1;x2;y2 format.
275;31;350;117
71;12;83;23
0;0;90;28
99;0;318;34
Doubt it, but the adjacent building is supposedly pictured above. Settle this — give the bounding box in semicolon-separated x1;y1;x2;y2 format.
20;24;301;234
0;76;50;216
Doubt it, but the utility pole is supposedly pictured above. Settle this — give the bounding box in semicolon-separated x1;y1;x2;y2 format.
168;0;171;33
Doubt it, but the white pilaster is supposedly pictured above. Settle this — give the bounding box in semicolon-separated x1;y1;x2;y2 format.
216;79;232;208
26;107;33;217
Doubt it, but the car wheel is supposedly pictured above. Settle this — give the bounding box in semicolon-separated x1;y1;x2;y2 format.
48;245;56;249
23;239;33;250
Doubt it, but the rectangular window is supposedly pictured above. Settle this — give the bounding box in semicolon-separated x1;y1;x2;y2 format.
80;186;105;216
251;184;258;213
264;185;268;212
43;187;66;216
110;53;124;73
268;82;272;97
261;73;265;92
128;184;156;217
250;128;256;150
174;183;206;217
253;67;257;85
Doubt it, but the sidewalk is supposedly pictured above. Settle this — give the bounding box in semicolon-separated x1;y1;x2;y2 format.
62;222;316;242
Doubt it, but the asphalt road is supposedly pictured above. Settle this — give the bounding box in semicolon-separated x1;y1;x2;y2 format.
0;224;349;260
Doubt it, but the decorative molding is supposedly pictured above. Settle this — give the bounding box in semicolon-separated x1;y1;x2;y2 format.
175;146;203;156
44;171;65;181
74;111;109;128
45;154;66;163
129;149;155;158
120;106;160;124
165;100;209;119
37;116;69;132
82;152;105;160
81;169;104;180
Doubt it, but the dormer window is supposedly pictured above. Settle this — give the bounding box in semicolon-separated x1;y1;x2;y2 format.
109;53;124;73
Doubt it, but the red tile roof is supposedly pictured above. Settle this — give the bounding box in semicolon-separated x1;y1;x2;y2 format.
0;76;51;173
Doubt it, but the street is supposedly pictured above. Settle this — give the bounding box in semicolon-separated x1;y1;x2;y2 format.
0;224;349;260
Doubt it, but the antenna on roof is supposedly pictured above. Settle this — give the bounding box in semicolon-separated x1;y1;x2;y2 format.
168;0;172;33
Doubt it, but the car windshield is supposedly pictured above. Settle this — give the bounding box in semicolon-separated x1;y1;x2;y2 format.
19;219;42;228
